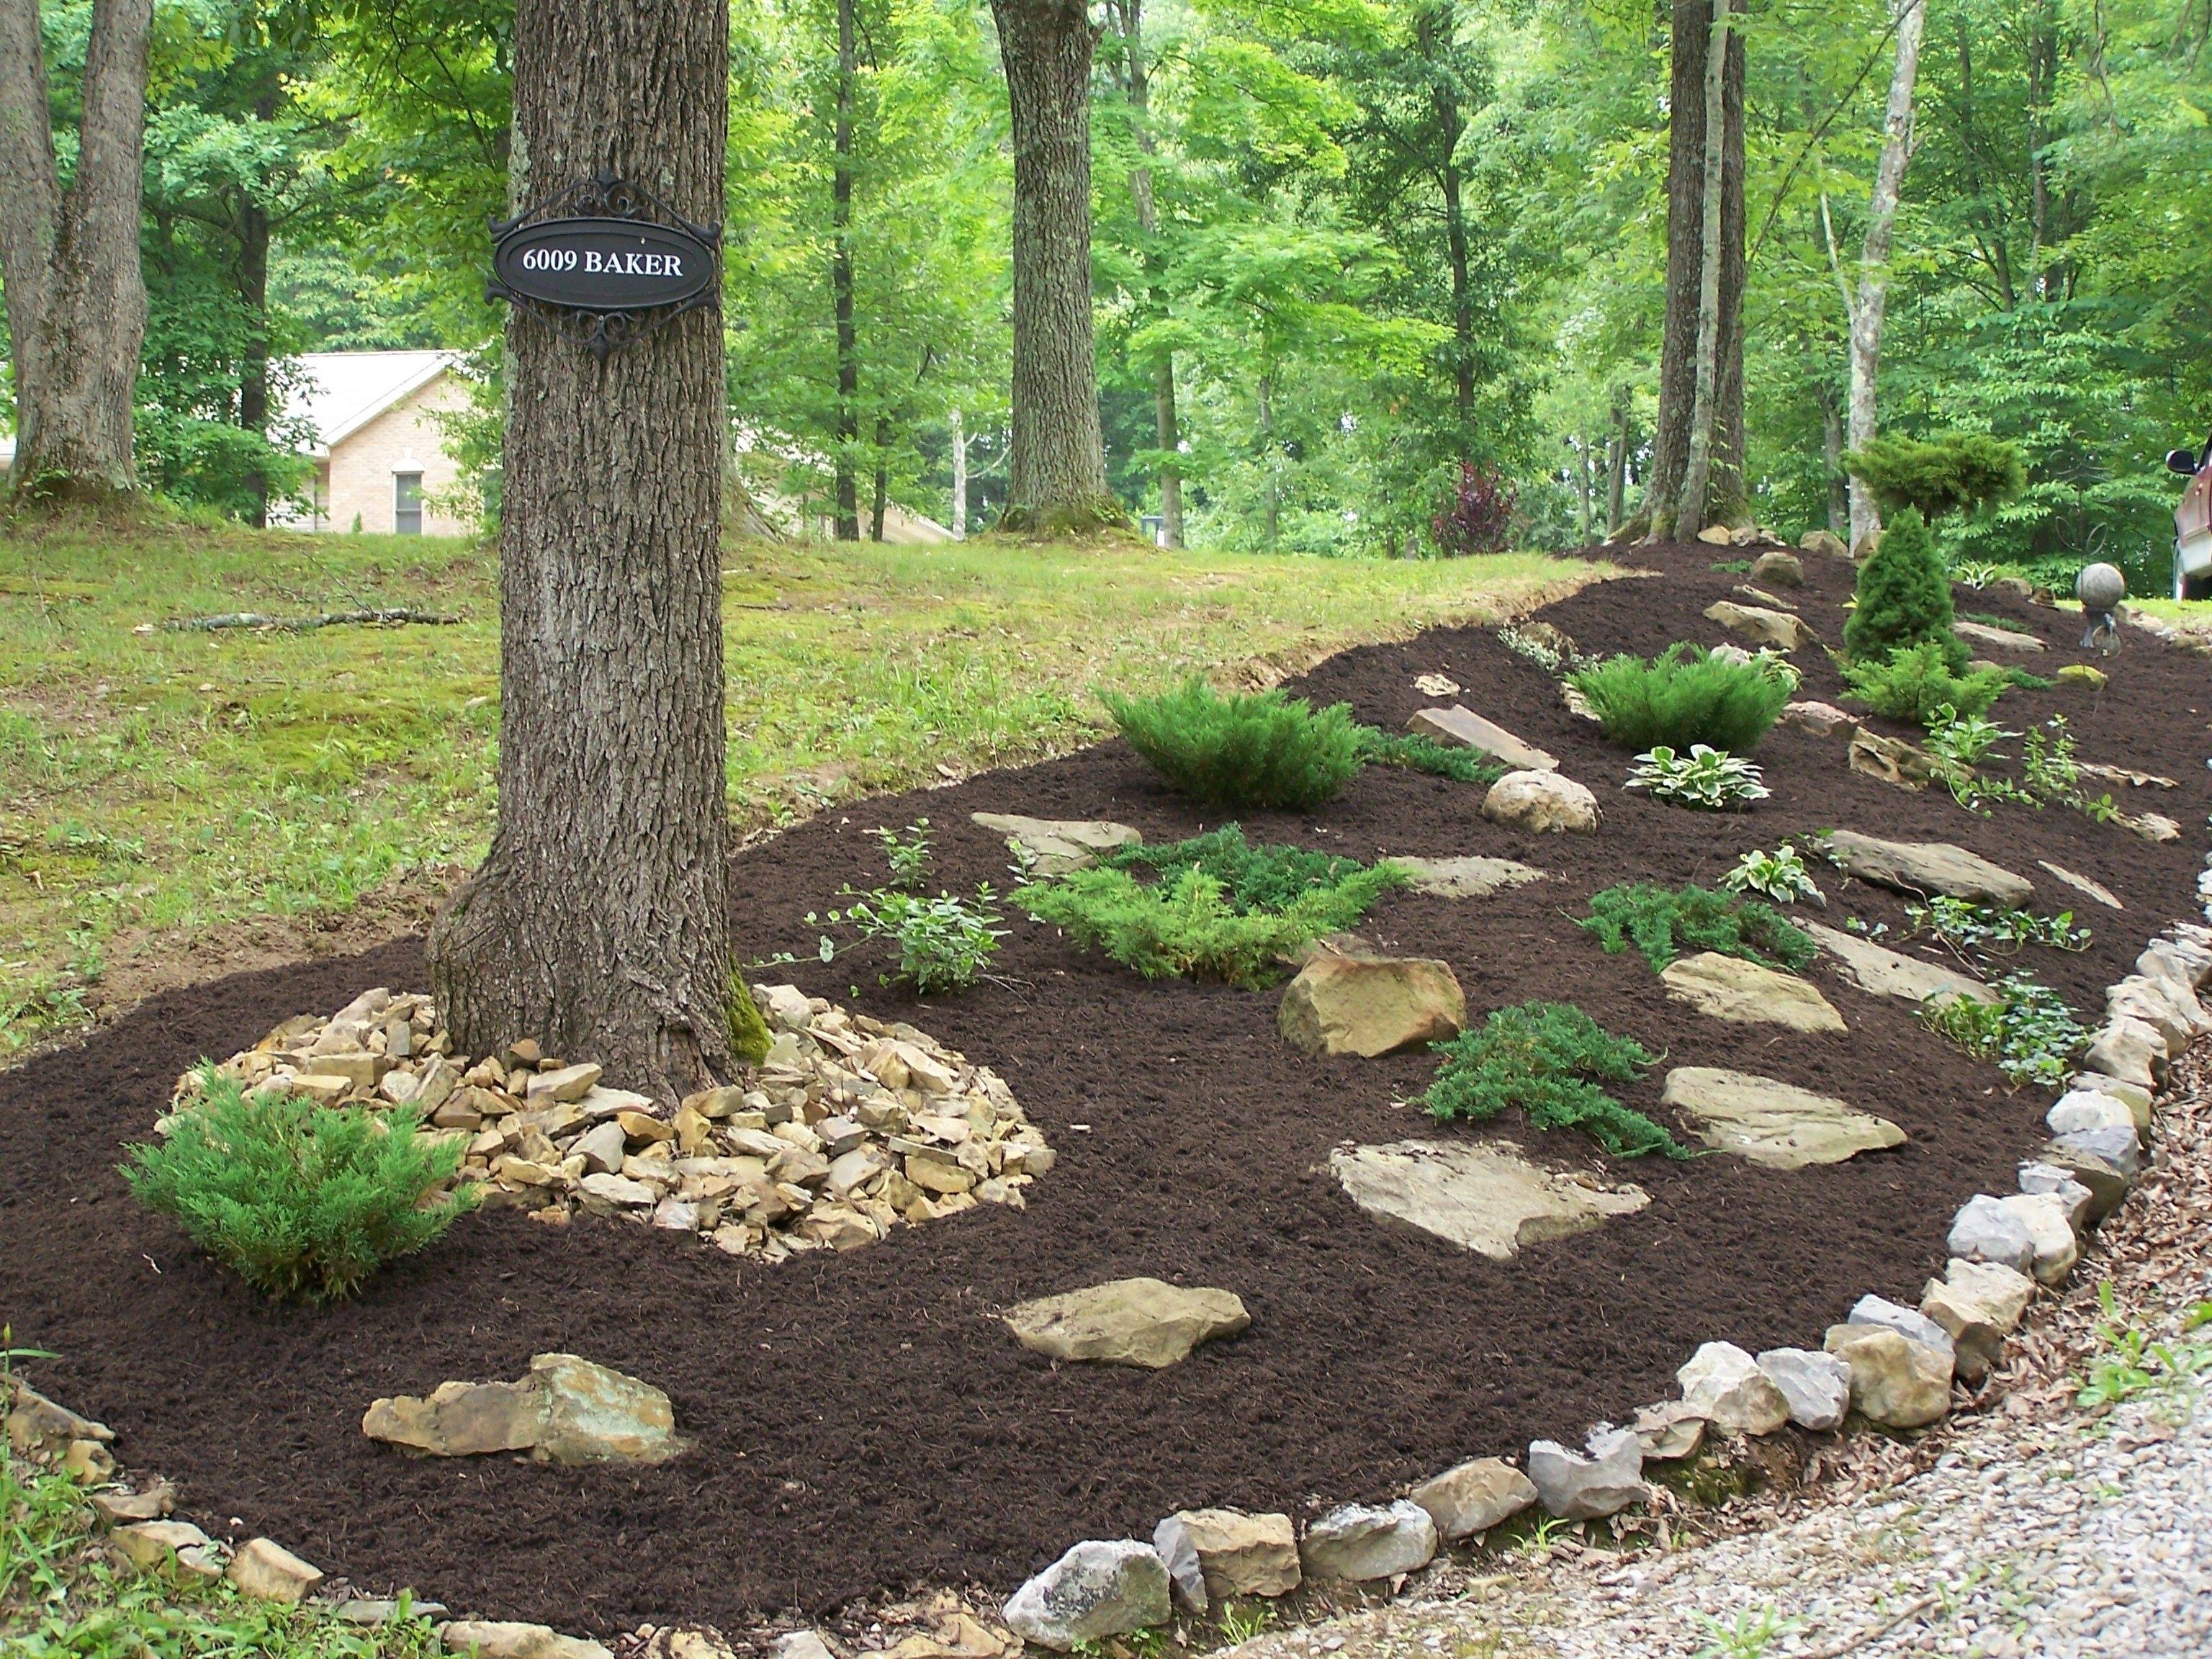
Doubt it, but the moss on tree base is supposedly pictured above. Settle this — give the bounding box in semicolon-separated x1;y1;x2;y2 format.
989;495;1138;542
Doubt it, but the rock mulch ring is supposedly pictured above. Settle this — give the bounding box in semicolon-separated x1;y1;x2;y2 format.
174;982;1052;1264
12;538;2212;1647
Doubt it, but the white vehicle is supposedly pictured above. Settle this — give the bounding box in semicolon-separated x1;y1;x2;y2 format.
2167;433;2212;601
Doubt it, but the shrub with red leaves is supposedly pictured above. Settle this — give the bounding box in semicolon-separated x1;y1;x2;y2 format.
1430;462;1517;557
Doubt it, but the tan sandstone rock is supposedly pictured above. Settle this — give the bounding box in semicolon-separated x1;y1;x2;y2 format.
1004;1279;1250;1369
1278;950;1466;1058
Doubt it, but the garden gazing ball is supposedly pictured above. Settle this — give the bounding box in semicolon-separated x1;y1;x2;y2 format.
2076;562;2126;612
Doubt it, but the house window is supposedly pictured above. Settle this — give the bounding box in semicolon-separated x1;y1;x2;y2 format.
394;472;424;534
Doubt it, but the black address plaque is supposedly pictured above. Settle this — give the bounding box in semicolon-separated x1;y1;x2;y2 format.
487;173;722;359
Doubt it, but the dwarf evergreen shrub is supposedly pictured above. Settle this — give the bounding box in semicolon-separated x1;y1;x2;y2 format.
1354;728;1505;785
1423;1002;1689;1159
1580;882;1817;974
1022;837;1406;987
1567;644;1791;754
1103;678;1365;809
1842;508;1966;669
1844;433;2023;521
1840;639;2008;724
122;1071;475;1303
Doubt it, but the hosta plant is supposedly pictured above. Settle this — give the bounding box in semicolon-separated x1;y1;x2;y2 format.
1626;745;1770;811
1722;844;1823;905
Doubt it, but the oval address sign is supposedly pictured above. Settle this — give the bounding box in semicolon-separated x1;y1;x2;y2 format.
493;216;718;313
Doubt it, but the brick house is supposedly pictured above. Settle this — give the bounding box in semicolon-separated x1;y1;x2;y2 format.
282;350;472;535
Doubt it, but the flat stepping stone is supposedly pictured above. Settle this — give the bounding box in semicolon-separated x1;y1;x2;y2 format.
1388;855;1545;899
1278;948;1465;1058
971;813;1139;876
1954;619;2044;652
1704;601;1812;650
1825;830;2033;905
1329;1139;1648;1260
1660;1066;1905;1169
363;1354;686;1465
1660;951;1845;1032
2038;860;2122;910
1406;706;1557;772
1803;920;1997;1005
1003;1277;1249;1369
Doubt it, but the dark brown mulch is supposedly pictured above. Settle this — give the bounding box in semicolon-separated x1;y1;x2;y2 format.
4;541;2207;1637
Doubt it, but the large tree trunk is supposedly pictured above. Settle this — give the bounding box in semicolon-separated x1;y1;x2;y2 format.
1606;384;1629;534
1673;0;1732;535
1416;3;1476;432
238;181;271;528
428;0;737;1104
950;408;968;536
1646;0;1744;539
1820;382;1847;534
1842;0;1925;552
990;0;1117;534
0;0;153;500
830;0;862;541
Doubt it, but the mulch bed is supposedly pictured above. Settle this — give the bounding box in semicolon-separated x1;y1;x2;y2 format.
4;539;2207;1637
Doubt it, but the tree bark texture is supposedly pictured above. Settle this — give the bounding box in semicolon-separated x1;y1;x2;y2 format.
0;0;153;498
1606;385;1630;534
1845;0;1924;551
1646;0;1744;539
1416;4;1477;431
1112;0;1182;547
1673;0;1732;536
239;179;271;527
427;0;737;1104
950;408;968;536
990;0;1116;531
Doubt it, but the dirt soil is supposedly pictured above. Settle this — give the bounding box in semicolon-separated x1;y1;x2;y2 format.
4;540;2209;1637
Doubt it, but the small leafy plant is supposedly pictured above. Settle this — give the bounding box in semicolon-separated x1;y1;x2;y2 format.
1907;895;2090;958
1626;744;1770;810
1722;844;1823;905
1022;830;1407;987
826;888;1006;994
1582;881;1817;974
1424;1001;1689;1159
2075;1283;2212;1419
1919;972;2085;1086
1568;642;1793;753
1923;705;2013;769
1840;641;2008;724
873;819;935;891
1102;678;1364;809
122;1069;475;1304
1356;727;1505;785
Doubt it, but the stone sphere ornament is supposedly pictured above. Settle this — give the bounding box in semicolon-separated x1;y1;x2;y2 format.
2077;561;2126;656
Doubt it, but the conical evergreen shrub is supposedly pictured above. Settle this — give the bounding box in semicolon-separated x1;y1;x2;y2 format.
1841;508;1966;670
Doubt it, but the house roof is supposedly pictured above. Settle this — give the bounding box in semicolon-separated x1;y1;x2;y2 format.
282;351;458;457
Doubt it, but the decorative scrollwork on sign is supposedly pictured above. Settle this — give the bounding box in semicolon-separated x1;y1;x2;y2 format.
486;171;723;361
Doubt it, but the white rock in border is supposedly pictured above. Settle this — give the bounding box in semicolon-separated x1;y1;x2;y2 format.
2018;1163;2096;1231
1002;1540;1170;1651
2046;1089;2139;1138
1151;1509;1299;1612
1676;1342;1790;1435
1846;1295;1956;1368
1298;1501;1438;1582
1754;1348;1851;1431
1947;1195;2037;1277
2082;1017;2165;1088
1408;1458;1538;1540
439;1622;614;1659
225;1537;323;1604
1526;1426;1647;1519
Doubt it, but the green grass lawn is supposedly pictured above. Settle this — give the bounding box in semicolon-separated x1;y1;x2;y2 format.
0;516;1593;1055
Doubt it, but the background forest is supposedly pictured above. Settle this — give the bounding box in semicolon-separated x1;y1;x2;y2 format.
22;0;2212;586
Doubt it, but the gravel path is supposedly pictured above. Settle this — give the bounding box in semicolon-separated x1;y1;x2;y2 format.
1232;1053;2212;1659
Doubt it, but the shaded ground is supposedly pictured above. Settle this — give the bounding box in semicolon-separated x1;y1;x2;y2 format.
3;539;2206;1637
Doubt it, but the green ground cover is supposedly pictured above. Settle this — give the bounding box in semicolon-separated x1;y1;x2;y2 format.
0;519;1591;1054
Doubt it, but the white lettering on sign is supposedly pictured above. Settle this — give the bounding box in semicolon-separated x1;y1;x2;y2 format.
582;250;684;276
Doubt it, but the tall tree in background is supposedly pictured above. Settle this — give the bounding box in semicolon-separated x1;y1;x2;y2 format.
1647;0;1745;538
428;0;742;1101
1826;0;1925;552
989;0;1117;533
830;0;863;539
0;0;154;499
1105;0;1181;546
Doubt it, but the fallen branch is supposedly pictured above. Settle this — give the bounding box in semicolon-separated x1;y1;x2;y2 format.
161;608;459;634
1797;1592;1940;1659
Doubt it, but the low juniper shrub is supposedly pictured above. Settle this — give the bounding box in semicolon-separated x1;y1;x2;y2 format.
1423;1002;1690;1159
122;1069;475;1304
1567;643;1792;753
1354;727;1505;785
1840;639;2008;724
1581;881;1818;974
1103;678;1365;809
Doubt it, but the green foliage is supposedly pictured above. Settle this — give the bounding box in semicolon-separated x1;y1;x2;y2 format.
1567;644;1792;753
1907;896;2090;956
1101;824;1394;912
1843;433;2025;520
1624;745;1771;811
121;1070;474;1304
1018;850;1404;989
1581;883;1817;974
1354;728;1505;785
1840;641;2009;724
1721;844;1823;904
1919;972;2085;1087
1423;1002;1689;1159
874;819;935;891
2076;1284;2212;1419
1843;510;1967;670
827;888;1005;994
1102;678;1365;809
